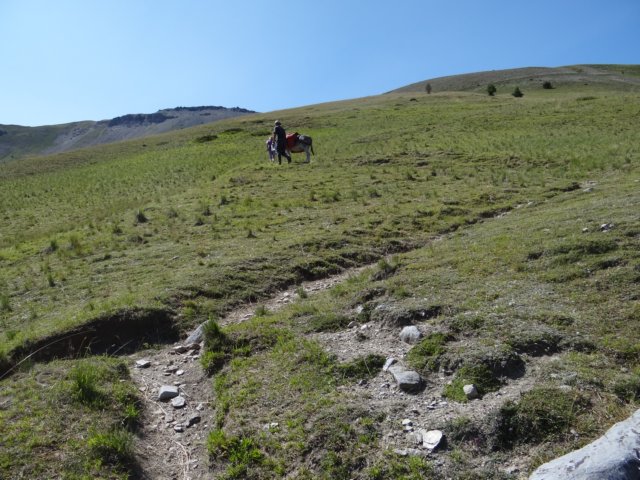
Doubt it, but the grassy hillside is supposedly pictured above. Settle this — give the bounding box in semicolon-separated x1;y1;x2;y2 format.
392;64;640;95
1;80;639;478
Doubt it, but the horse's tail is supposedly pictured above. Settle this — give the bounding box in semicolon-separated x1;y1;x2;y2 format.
311;143;315;156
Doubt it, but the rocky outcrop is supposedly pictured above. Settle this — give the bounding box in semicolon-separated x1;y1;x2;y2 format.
529;409;640;480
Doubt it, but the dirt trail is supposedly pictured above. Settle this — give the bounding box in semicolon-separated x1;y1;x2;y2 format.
129;266;371;480
129;256;549;479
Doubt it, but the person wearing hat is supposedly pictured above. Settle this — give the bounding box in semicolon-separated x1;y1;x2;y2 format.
272;120;291;165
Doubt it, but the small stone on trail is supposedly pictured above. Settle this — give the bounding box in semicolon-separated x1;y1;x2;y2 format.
187;415;201;427
158;385;179;401
196;402;206;411
389;366;424;393
174;424;184;433
176;370;184;376
402;419;413;427
171;396;186;408
399;326;422;344
135;359;151;368
463;384;479;400
383;357;397;371
185;324;205;344
423;430;444;451
173;345;189;354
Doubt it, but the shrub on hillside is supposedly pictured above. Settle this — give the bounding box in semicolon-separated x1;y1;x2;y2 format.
487;84;497;96
512;87;524;98
542;81;554;89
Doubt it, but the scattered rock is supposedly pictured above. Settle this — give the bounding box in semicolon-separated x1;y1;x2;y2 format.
173;345;189;354
389;366;424;393
400;326;422;344
135;359;151;368
383;357;397;371
422;430;444;451
176;370;184;376
185;324;205;344
600;223;614;232
171;396;186;408
165;365;179;373
173;424;184;433
463;384;479;400
157;385;180;401
529;409;640;480
187;415;201;427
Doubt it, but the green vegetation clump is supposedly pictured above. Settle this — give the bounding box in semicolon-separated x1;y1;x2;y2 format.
305;312;351;333
443;364;501;402
491;388;587;448
335;353;386;381
406;333;450;372
87;428;135;469
207;429;265;479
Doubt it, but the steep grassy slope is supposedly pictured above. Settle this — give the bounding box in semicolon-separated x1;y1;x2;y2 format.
0;82;639;478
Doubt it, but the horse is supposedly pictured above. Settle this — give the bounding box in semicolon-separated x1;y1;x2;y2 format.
286;133;315;163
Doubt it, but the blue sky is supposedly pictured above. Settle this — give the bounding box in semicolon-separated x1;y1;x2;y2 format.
1;0;638;126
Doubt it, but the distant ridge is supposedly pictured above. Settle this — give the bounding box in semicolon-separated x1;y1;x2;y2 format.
390;64;640;94
0;105;255;162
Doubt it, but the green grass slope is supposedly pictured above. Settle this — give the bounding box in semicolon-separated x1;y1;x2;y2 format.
392;64;640;95
1;80;639;478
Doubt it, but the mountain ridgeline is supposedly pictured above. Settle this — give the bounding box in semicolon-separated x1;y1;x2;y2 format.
0;105;255;163
390;64;640;95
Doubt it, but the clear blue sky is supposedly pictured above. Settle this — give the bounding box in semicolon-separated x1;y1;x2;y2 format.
1;0;638;126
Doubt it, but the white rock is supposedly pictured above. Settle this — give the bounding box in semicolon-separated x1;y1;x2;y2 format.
171;396;186;408
422;430;443;450
135;359;151;368
383;357;397;371
530;408;640;479
463;384;479;400
399;326;422;344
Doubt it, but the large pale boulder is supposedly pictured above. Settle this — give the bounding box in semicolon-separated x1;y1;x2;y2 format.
529;409;640;480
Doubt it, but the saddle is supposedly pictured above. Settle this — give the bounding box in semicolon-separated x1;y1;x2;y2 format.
286;133;299;149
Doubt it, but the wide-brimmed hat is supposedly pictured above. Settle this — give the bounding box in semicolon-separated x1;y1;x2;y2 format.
274;120;281;125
